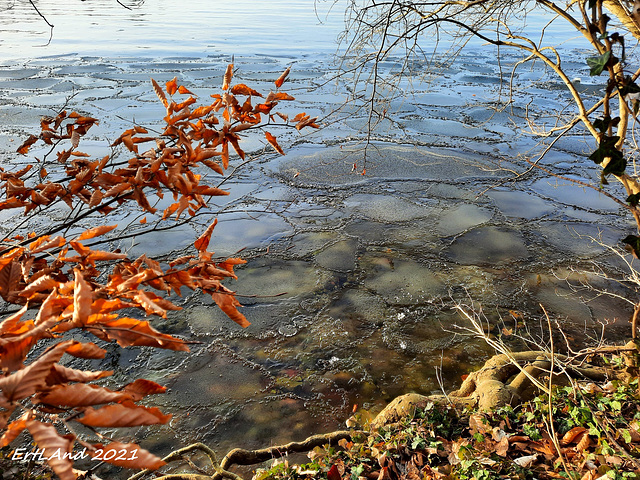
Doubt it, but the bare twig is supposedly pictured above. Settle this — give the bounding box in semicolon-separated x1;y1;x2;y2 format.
28;0;53;46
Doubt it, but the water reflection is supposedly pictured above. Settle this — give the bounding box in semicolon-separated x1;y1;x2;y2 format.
0;0;343;58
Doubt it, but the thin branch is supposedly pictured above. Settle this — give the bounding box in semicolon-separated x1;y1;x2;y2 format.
28;0;53;46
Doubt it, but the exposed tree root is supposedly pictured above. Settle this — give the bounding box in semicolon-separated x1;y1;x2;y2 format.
127;431;364;480
217;430;363;473
371;343;638;429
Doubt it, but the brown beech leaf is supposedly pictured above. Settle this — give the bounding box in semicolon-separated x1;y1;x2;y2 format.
84;316;190;351
20;275;60;299
46;364;112;385
77;401;171;427
193;185;230;197
223;63;234;91
16;134;39;155
86;250;128;264
0;340;73;402
178;85;194;95
103;182;132;198
71;129;80;148
561;426;588;445
90;298;134;315
89;189;103;208
69;111;99;125
292;112;307;122
203;265;237;279
0;411;32;447
218;257;247;276
88;441;166;470
272;92;295;101
194;147;221;162
29;235;65;254
469;414;491;435
75;224;118;241
0;335;38;373
121;379;167;401
265;131;284;155
11;164;33;178
576;433;591;452
227;134;245;159
36;383;130;407
37;290;71;325
2;319;58;352
194;219;218;252
114;269;157;293
169;255;194;267
0;248;24;269
26;419;75;480
275;66;291;88
166;77;178;96
221;140;229;169
211;291;250;328
64;341;107;360
231;84;262;97
68;240;92;257
173;95;197;112
134;290;167;317
0;260;21;303
0;304;28;335
151;78;168;108
73;270;93;326
0;197;28;211
495;436;509;457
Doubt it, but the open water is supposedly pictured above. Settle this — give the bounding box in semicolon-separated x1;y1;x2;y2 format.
0;1;636;477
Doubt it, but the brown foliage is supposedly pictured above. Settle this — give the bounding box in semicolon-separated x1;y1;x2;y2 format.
0;65;317;478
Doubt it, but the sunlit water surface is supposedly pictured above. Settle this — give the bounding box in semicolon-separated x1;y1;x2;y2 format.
0;1;636;478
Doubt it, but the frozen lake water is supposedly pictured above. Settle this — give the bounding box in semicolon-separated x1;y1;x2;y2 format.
0;2;636;478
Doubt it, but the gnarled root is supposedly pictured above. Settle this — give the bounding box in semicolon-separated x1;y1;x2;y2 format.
370;343;638;429
127;431;365;480
217;430;362;474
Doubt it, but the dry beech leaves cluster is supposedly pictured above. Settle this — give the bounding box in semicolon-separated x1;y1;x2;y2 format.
0;65;318;479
